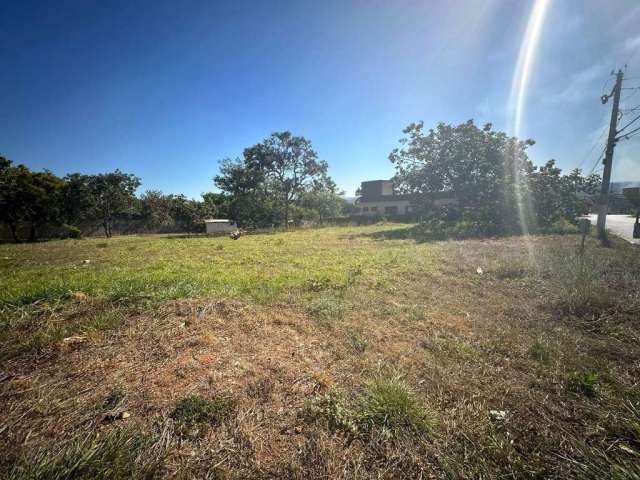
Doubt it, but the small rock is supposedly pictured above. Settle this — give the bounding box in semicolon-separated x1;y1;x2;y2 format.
63;336;86;344
476;267;484;275
120;411;131;419
82;259;91;265
489;409;507;421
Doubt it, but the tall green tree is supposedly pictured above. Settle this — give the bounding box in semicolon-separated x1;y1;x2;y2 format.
390;120;535;233
87;170;141;237
59;173;94;226
298;175;347;224
243;131;329;227
0;158;63;241
140;190;174;230
215;132;331;227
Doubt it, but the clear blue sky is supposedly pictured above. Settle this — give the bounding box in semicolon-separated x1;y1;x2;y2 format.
1;0;639;198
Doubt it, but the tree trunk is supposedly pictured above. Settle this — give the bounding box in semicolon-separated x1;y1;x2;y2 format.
28;224;37;243
8;223;19;243
103;221;109;238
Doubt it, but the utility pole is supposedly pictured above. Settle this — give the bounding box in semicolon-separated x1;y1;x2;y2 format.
597;69;624;245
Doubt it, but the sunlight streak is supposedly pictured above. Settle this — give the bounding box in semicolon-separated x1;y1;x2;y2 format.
509;0;552;260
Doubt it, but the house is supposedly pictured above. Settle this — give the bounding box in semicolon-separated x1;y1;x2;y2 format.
353;180;454;216
205;219;237;234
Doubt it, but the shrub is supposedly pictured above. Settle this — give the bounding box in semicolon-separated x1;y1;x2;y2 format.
60;224;82;239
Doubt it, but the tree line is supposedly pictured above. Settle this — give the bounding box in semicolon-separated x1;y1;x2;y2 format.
0;132;350;242
1;123;601;242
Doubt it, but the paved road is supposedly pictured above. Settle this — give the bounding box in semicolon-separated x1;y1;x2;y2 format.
588;214;639;245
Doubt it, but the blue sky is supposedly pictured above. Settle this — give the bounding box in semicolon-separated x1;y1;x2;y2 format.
1;0;639;198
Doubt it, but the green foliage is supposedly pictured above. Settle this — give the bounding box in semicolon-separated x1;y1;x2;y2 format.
389;121;601;235
7;428;157;480
567;370;599;397
0;157;64;242
86;170;141;237
61;225;82;239
170;394;235;427
214;131;336;227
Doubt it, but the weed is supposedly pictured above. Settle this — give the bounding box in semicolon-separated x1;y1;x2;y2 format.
304;391;358;434
307;295;345;324
492;259;530;280
528;339;550;362
567;370;599;397
349;331;368;353
170;394;235;427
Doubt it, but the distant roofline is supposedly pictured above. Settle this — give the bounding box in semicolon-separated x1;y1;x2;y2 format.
204;219;234;223
357;191;454;203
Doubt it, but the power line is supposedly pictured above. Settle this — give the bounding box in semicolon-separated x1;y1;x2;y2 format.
617;112;640;134
576;128;607;170
618;124;640;140
586;145;607;176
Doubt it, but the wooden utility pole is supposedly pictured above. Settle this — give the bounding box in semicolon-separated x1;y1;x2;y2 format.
597;69;624;244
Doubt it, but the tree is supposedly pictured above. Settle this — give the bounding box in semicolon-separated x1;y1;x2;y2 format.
169;195;204;233
0;158;63;241
59;173;94;226
140;190;174;231
0;159;35;241
200;192;229;220
87;170;141;237
215;132;332;228
390;120;535;234
243;132;329;227
528;161;601;227
298;175;347;224
214;158;276;227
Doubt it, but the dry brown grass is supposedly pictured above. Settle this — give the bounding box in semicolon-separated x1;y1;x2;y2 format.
1;228;639;478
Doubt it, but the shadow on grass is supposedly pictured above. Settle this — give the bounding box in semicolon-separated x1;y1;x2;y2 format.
349;223;580;244
345;225;491;244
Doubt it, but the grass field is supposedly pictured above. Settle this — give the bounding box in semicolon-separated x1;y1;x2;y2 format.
1;224;639;478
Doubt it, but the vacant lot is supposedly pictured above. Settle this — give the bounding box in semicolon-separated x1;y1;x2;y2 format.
1;225;639;479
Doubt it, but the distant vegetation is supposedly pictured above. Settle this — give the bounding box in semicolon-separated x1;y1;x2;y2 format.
0;131;350;242
1;122;601;242
390;120;601;237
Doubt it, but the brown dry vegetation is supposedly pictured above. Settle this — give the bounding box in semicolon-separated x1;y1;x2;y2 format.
1;226;639;479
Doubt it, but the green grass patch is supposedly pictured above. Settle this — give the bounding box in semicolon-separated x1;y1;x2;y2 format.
305;379;432;439
356;379;433;436
170;394;235;428
0;225;438;320
7;428;158;480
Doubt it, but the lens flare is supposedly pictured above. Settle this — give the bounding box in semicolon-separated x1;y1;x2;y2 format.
508;0;551;259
